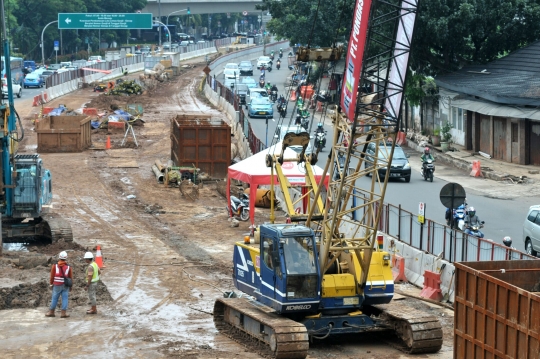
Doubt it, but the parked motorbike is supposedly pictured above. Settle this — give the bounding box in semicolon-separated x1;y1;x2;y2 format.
465;221;485;238
227;193;250;221
421;159;435;182
314;130;327;152
446;203;467;229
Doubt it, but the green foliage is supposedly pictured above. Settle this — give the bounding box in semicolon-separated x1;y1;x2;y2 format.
441;121;453;143
405;73;439;107
411;0;540;74
261;0;353;46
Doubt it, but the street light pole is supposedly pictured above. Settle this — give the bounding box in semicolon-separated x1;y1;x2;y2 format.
41;20;58;66
167;9;188;26
158;0;162;47
153;20;171;47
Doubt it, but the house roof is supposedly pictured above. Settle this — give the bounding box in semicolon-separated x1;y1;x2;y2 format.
435;40;540;107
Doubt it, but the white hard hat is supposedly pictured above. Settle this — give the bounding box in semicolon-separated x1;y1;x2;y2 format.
84;252;94;259
58;251;68;260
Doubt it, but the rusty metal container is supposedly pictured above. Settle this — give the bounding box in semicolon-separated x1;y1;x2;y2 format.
454;260;540;359
36;115;92;152
170;114;230;178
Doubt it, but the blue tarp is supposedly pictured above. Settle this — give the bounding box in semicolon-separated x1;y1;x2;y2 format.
49;106;67;117
113;109;132;121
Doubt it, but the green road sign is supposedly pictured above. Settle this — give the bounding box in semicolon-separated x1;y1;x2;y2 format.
58;13;152;29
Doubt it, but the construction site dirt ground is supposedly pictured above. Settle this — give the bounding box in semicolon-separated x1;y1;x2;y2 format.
0;62;453;359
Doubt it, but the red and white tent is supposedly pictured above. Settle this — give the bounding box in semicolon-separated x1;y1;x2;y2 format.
227;142;328;224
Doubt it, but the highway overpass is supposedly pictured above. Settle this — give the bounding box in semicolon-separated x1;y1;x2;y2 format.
142;0;263;16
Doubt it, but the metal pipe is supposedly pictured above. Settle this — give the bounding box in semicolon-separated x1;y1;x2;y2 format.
152;164;164;182
155;159;165;172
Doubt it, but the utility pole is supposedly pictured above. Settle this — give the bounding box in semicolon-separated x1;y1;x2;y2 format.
158;0;162;47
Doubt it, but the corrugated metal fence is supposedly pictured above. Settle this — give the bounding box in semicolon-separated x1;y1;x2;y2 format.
206;74;267;154
46;55;144;88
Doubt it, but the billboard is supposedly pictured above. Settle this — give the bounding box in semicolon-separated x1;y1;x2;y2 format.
340;0;373;122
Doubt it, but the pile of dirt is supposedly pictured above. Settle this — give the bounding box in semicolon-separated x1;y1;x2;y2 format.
0;242;113;310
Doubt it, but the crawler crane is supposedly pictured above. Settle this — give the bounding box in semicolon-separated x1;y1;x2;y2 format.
214;0;442;357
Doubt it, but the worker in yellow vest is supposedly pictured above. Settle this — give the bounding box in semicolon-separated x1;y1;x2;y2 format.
84;252;101;314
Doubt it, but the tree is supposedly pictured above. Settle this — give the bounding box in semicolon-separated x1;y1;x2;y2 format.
261;0;353;46
411;0;540;74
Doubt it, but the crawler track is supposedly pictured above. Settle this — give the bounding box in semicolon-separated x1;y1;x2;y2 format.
373;302;443;354
42;213;73;242
214;298;309;359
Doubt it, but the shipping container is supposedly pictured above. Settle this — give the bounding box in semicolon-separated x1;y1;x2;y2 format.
454;260;540;359
171;114;230;178
36;115;91;152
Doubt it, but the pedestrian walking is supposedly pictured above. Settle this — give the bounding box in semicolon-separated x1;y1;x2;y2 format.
45;251;72;318
84;251;101;314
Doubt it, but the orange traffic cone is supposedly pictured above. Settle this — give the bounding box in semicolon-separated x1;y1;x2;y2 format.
105;136;111;150
290;90;297;102
95;245;106;268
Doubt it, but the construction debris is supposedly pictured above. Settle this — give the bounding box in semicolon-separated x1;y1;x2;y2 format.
107;80;143;96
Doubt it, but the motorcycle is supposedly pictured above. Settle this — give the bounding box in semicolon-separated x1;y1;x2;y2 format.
270;90;278;102
333;152;347;181
277;102;287;117
227;193;250;221
279;52;283;58
259;79;265;88
294;115;309;130
421;159;435;182
266;65;273;72
446;203;467;229
314;130;327;152
465;221;485;238
276;61;281;70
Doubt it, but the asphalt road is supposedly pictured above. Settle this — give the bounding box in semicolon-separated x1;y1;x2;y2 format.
218;54;533;255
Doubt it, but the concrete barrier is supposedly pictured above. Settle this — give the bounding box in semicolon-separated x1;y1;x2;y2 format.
419;270;443;301
401;245;424;287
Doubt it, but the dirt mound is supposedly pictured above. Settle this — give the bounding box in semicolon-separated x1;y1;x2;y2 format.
0;245;112;310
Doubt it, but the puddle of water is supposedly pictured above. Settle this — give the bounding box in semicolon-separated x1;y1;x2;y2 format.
2;243;28;252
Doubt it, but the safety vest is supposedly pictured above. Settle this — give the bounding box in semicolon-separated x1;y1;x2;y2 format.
53;264;70;286
87;261;100;283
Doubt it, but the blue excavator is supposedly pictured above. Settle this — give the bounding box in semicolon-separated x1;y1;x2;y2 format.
0;4;72;252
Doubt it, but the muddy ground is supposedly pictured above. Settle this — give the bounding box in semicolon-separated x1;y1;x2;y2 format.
0;60;453;359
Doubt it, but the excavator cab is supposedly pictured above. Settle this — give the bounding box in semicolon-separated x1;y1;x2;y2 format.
258;224;320;314
12;154;52;218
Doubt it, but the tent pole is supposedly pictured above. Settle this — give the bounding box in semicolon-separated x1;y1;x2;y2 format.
270;163;275;224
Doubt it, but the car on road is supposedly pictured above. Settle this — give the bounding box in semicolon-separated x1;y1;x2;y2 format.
2;78;22;98
248;87;269;98
23;73;44;88
48;64;62;71
238;61;254;76
242;77;257;89
236;84;249;106
274;125;313;155
364;142;411;182
40;70;55;81
247;97;273;118
256;56;272;69
88;56;103;62
224;68;240;80
523;205;540;256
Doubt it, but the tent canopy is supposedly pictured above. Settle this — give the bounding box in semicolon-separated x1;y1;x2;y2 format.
227;142;328;223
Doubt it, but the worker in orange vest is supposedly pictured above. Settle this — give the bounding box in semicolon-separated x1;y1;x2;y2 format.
46;251;73;318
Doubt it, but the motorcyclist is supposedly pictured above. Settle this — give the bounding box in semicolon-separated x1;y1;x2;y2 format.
279;48;283;58
276;59;281;70
271;83;278;93
316;123;324;134
420;147;435;175
464;207;484;238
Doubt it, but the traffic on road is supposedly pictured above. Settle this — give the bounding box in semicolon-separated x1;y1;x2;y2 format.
216;50;534;255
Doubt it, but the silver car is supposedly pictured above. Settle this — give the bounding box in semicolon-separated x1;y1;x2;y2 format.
523;205;540;256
